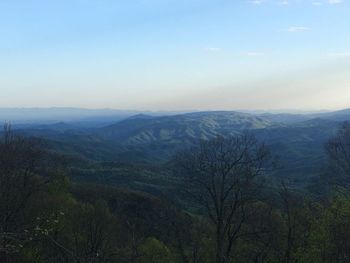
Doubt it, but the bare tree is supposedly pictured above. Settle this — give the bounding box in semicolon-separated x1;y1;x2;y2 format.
176;134;269;263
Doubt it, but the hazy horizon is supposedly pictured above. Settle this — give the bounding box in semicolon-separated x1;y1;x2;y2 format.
0;106;344;116
0;106;341;112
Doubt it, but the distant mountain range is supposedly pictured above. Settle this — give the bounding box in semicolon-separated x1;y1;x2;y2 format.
0;107;346;124
0;107;188;127
99;111;275;144
4;108;350;187
96;109;349;146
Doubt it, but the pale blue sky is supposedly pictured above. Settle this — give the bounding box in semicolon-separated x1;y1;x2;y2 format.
0;0;349;110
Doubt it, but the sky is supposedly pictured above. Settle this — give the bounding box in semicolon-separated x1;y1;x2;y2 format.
0;0;349;111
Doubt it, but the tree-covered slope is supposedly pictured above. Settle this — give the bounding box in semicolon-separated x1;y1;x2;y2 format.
8;110;350;187
100;111;276;144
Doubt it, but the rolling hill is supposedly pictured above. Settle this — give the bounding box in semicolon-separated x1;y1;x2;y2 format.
5;108;350;189
99;111;276;144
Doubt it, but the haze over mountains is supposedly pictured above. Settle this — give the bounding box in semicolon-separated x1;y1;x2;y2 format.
2;107;349;188
0;108;188;127
0;107;336;126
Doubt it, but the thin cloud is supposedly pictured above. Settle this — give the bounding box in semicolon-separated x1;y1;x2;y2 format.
287;26;310;33
328;0;343;4
249;0;265;5
246;52;265;57
328;52;350;58
202;47;222;53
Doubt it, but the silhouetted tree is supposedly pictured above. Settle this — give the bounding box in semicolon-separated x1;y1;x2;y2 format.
0;124;43;260
177;134;269;263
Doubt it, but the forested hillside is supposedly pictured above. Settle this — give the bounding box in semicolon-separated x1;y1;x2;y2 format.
9;110;349;188
1;119;350;262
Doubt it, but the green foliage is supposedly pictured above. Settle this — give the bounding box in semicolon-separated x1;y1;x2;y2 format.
4;120;350;262
136;237;174;263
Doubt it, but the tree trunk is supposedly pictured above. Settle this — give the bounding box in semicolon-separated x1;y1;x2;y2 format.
216;223;226;263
